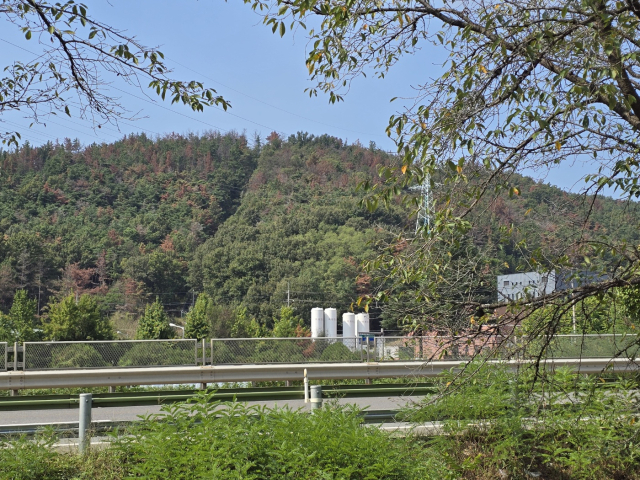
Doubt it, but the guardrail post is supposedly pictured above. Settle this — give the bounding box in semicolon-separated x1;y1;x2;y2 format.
78;393;92;454
310;385;322;411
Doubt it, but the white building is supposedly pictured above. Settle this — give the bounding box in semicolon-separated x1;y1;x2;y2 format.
497;271;556;302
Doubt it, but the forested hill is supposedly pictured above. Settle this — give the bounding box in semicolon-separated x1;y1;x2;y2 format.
0;132;257;312
0;131;636;332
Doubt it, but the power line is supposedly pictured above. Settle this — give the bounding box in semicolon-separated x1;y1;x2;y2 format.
1;37;396;150
169;58;388;140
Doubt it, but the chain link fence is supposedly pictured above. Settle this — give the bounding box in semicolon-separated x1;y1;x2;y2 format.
374;336;508;361
23;340;198;370
9;334;639;371
0;343;6;372
544;334;639;359
210;337;362;364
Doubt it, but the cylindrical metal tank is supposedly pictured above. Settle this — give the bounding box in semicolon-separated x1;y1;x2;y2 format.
355;312;370;335
342;312;356;350
310;307;325;338
324;308;337;340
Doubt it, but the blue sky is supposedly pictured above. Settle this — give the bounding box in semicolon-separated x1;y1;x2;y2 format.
0;1;593;193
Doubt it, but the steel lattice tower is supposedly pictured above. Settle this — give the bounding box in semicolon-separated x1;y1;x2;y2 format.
415;173;432;234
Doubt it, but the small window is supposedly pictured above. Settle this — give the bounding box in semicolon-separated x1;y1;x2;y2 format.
504;281;510;287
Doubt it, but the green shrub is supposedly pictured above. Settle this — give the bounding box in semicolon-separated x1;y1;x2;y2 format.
407;363;640;479
118;342;194;367
248;339;307;363
115;394;428;479
0;433;73;480
50;344;109;369
319;341;360;362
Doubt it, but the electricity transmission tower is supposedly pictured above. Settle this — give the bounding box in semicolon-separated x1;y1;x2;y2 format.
415;173;433;234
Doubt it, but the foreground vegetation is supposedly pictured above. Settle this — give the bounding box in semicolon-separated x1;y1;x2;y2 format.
2;367;639;480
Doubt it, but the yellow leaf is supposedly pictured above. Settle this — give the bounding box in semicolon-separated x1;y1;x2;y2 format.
513;187;520;195
479;65;487;74
456;165;463;174
555;141;561;151
401;165;408;174
525;208;532;216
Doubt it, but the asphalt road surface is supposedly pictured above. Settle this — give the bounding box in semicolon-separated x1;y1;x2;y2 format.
0;395;427;426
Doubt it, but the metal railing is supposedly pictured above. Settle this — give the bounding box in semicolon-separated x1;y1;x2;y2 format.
0;342;6;372
22;339;198;370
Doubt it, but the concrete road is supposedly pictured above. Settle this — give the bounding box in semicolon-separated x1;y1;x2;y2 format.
0;395;427;426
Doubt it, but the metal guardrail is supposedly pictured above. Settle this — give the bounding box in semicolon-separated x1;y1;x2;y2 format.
1;358;637;391
22;339;198;370
0;411;406;439
0;383;439;411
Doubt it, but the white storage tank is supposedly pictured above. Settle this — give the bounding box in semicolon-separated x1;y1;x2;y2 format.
324;308;338;340
311;307;325;338
355;312;370;336
342;312;356;350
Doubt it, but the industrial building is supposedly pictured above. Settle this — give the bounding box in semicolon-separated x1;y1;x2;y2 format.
497;270;606;302
497;271;556;302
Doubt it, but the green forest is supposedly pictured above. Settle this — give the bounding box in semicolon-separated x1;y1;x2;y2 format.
0;131;637;341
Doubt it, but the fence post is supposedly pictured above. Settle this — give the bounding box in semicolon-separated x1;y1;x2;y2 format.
310;385;322;411
366;337;370;363
304;368;309;403
78;393;92;454
199;339;207;389
10;342;19;396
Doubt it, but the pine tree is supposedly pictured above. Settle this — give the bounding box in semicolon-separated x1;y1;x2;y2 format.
184;293;211;340
136;298;173;340
44;294;113;341
0;290;40;342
